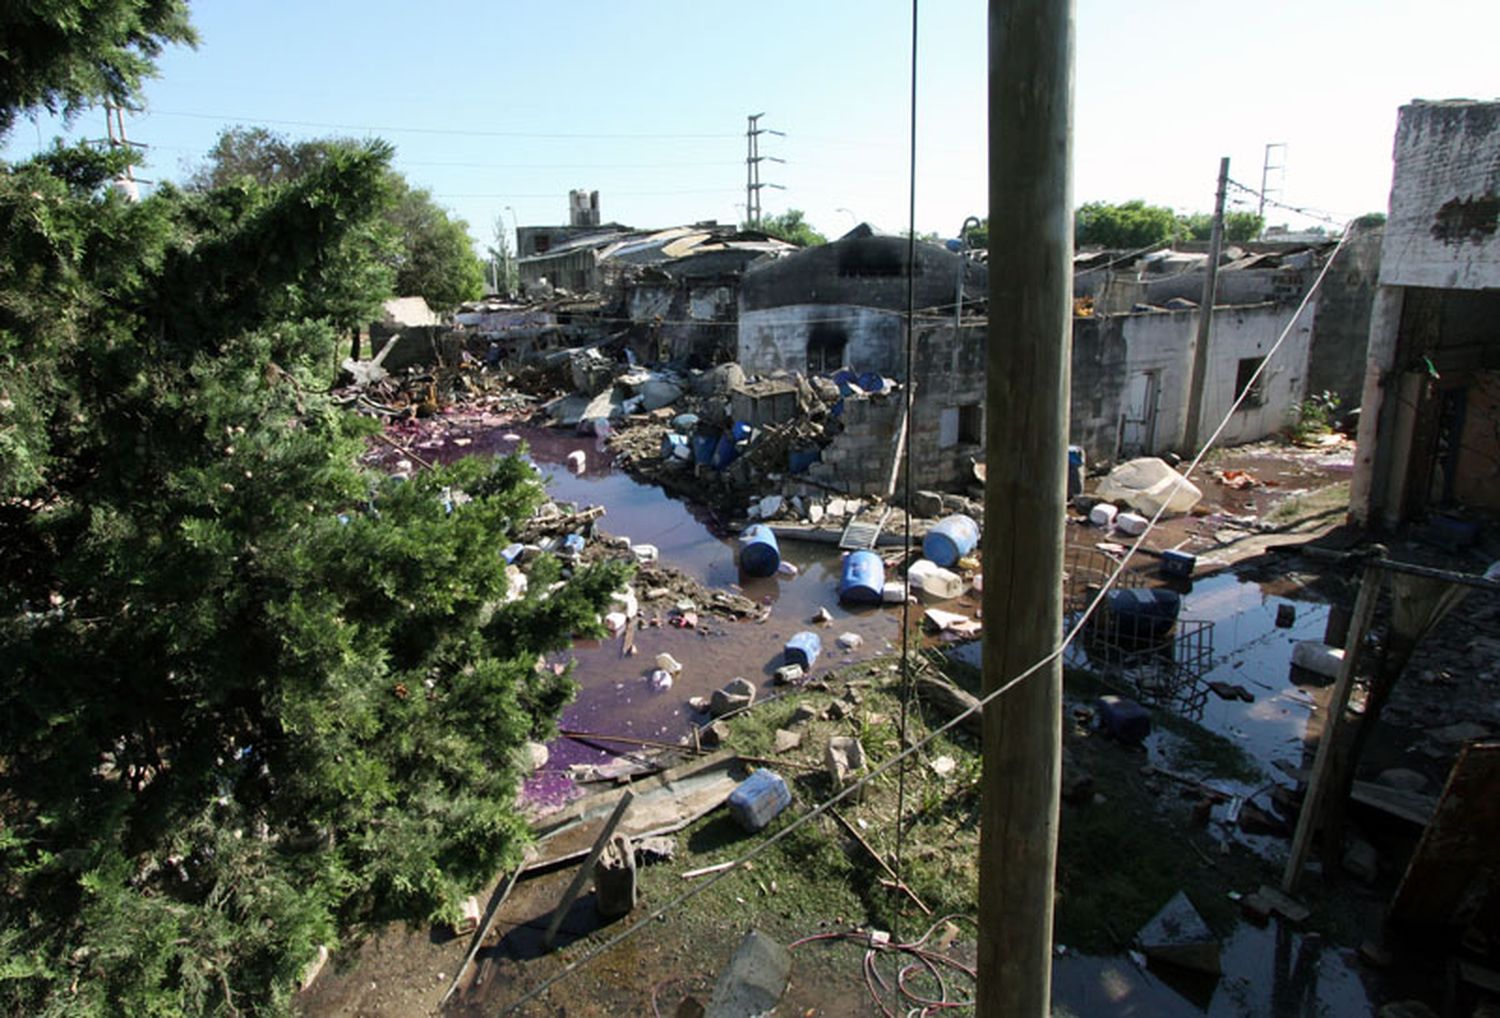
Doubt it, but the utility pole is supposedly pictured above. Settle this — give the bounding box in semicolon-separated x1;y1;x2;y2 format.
980;0;1073;1014
1181;156;1230;453
1259;142;1286;220
744;113;784;227
102;102;146;200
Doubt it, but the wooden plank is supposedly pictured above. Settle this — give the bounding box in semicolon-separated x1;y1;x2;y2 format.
542;790;633;949
438;862;527;1008
1392;742;1500;927
1282;561;1383;893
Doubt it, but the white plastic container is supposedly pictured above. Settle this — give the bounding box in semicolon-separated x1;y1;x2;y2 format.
907;559;965;600
1115;512;1149;536
1292;641;1344;679
1089;503;1120;528
882;582;909;604
655;652;683;675
566;450;586;473
631;543;660;564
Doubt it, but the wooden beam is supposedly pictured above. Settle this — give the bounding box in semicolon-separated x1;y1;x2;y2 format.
1281;561;1383;893
541;790;633;949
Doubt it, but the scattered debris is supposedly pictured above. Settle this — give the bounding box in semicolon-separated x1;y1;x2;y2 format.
710;677;757;718
727;770;791;832
705;930;792;1018
595;834;638;919
1135;891;1221;975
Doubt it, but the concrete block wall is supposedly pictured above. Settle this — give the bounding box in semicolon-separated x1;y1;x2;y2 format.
1380;101;1500;291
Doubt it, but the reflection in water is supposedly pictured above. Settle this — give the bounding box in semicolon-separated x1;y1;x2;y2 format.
1053;923;1371;1017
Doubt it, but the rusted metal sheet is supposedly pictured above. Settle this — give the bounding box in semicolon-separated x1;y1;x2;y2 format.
1391;741;1500;928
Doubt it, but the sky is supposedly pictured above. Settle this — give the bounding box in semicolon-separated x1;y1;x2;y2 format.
5;1;1499;250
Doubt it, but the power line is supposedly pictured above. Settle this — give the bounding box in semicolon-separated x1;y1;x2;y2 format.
495;226;1354;1016
143;108;740;141
1226;178;1345;229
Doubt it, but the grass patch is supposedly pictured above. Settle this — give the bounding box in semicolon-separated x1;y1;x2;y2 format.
1263;479;1350;528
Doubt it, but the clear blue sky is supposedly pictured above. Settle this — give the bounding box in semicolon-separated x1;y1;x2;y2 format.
6;1;1498;248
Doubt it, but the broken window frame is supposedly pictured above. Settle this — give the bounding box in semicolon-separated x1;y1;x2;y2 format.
1235;356;1267;409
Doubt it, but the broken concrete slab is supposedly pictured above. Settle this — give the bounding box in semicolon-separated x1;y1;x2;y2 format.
705;930;791;1018
773;729;802;754
710;676;757;717
1136;891;1221;975
825;735;867;788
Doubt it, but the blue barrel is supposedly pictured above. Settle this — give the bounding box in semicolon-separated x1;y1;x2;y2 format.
1067;445;1086;498
922;514;980;567
739;524;781;578
857;371;884;394
731;420;754;443
692;432;718;465
784;631;822;671
833;369;859;394
711;433;739;471
839;550;885;605
1102;588;1182;649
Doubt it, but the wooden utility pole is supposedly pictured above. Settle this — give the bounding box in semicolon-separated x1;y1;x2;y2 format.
979;0;1074;1015
1181;157;1230;452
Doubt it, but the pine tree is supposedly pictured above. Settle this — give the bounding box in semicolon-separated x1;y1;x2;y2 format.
1;38;623;1018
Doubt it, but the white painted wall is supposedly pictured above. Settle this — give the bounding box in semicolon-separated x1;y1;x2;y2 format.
738;304;906;376
1381;101;1500;291
1117;300;1316;451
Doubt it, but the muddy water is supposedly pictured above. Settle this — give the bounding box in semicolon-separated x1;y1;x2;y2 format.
437;425;908;809
1173;570;1333;768
1054;923;1374;1017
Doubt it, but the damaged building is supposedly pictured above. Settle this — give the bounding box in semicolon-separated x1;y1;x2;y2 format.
1351;99;1500;529
736;226;989;493
1069;227;1381;463
514;191;797;366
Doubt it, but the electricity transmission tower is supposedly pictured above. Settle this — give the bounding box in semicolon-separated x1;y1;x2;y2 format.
744;113;785;226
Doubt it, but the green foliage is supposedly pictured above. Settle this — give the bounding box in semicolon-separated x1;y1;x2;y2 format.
1179;210;1265;242
962;217;988;249
389;179;486;309
749;208;827;247
1075;199;1180;249
0;138;624;1014
1290;389;1341;444
1077;200;1266;249
0;0;196;137
192;127;486;311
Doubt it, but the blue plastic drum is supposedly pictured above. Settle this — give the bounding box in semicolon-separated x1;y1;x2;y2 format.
922;514;980;567
839;550;885;605
739;525;781;578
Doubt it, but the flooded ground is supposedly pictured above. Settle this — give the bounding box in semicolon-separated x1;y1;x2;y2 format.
426;423;906;812
1054;923;1374;1017
307;422;1399;1018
